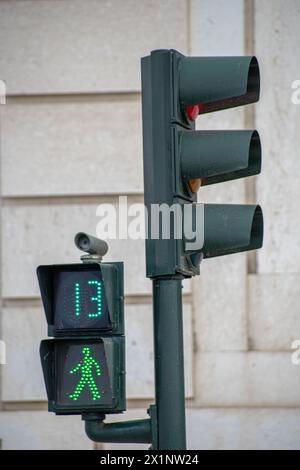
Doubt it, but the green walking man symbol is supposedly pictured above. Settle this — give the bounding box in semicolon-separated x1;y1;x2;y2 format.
69;346;102;401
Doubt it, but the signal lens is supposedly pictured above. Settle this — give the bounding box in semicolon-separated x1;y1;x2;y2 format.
186;105;200;121
188;178;202;193
185;103;205;121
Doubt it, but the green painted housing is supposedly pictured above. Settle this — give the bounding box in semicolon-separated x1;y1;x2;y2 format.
40;337;125;415
141;49;263;278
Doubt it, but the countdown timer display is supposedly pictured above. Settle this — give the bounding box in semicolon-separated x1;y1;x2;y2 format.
55;340;113;407
53;268;111;332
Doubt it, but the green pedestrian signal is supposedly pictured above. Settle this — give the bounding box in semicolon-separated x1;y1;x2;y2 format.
38;233;125;415
40;337;124;413
69;346;102;401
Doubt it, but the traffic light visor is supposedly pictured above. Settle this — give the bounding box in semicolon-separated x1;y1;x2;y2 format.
179;56;260;114
185;204;263;258
180;130;261;186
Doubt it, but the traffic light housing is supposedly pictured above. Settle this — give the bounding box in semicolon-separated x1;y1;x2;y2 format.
38;261;125;415
37;263;124;337
40;337;125;414
141;49;263;278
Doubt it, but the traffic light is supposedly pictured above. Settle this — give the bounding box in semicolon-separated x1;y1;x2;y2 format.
37;236;125;415
141;49;263;278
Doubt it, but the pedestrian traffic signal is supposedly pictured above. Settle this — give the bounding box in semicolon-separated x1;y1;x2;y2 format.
38;257;125;414
40;337;125;414
141;49;263;278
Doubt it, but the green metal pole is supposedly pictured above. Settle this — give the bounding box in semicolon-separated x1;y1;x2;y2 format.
152;278;186;450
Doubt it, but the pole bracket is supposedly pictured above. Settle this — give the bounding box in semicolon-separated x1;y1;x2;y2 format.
83;405;157;447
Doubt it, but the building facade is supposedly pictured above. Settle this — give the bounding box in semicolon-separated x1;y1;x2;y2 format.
0;0;300;449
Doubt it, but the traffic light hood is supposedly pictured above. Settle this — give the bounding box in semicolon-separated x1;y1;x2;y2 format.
179;56;260;114
180;130;261;186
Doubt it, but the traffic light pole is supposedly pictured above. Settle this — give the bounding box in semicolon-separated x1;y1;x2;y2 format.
153;277;186;450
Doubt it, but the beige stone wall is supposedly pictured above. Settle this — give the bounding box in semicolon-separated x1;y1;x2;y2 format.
0;0;300;450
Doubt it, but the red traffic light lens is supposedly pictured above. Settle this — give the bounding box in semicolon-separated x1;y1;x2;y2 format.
185;103;205;121
186;105;199;121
